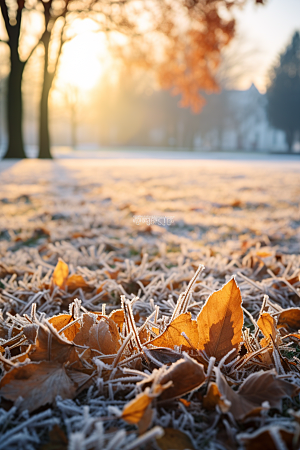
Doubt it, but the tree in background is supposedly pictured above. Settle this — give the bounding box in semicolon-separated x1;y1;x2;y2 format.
267;31;300;152
0;0;39;158
1;0;264;159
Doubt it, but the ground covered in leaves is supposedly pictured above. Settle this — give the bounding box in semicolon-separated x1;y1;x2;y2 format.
0;158;300;450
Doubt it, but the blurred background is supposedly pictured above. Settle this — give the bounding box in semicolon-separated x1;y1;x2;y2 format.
0;0;300;158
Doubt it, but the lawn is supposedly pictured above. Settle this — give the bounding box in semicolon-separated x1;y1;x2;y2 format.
0;157;300;450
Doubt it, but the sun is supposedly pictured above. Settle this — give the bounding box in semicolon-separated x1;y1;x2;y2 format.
56;19;109;91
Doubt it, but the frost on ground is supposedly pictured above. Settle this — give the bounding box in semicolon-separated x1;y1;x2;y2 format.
0;158;300;450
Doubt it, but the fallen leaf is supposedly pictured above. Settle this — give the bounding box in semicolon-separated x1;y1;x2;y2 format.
104;269;119;280
48;314;80;342
109;309;125;332
257;313;277;347
138;403;154;434
256;251;273;258
143;347;183;368
52;259;69;289
0;361;76;412
197;278;243;361
29;322;78;364
216;368;298;420
287;275;300;285
66;274;89;291
277;308;300;332
149;313;199;350
158;354;206;402
237;425;299;450
203;382;230;413
96;281;107;294
89;318;121;357
179;398;191;407
41;425;68;450
156;428;195;450
122;388;156;424
73;313;95;346
23;324;38;344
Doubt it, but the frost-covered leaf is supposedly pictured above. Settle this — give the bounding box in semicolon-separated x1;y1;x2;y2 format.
257;312;276;347
52;259;69;289
237;425;299;450
158;354;206;401
149;313;199;349
277;308;300;332
0;361;76;412
89;318;121;355
29;322;78;364
66;274;89;290
48;314;80;342
197;278;243;361
216;369;298;420
122;390;153;424
156;428;195;450
203;382;230;413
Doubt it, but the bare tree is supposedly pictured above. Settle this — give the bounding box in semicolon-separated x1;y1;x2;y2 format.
1;0;265;159
0;0;39;158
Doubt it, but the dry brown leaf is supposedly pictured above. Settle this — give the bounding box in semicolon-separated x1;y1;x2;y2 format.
23;324;38;344
257;313;277;347
52;259;69;289
67;369;93;388
41;425;68;450
122;389;155;424
158;354;206;402
203;382;230;413
139;327;150;345
66;274;89;291
197;278;243;361
179;398;191;407
144;347;183;368
73;313;95;346
137;404;154;434
89;318;121;357
96;282;108;295
149;313;199;350
216;368;298;420
156;428;195;450
256;251;273;258
151;326;160;336
48;314;80;342
0;361;76;412
104;269;120;280
109;309;125;332
277;308;300;332
29;322;78;364
238;426;299;450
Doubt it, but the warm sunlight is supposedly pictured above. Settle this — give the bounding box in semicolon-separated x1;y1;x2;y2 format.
57;19;109;91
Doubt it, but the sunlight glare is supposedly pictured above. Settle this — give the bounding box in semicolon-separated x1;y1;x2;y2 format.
57;19;108;91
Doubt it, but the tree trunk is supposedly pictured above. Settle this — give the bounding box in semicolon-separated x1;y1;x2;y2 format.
70;88;78;149
38;30;53;159
2;8;26;159
38;81;52;159
286;130;294;153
